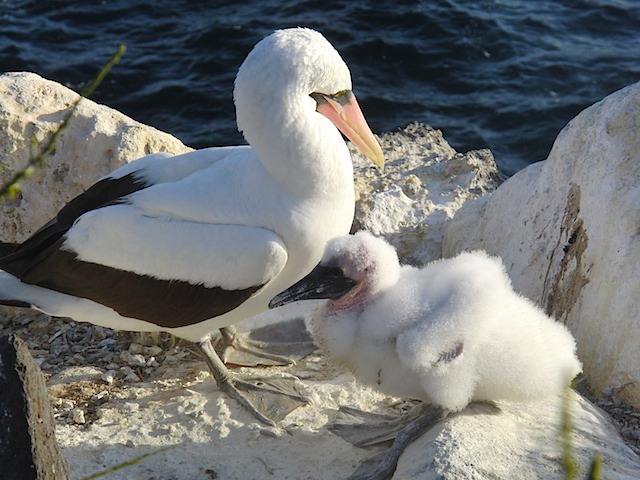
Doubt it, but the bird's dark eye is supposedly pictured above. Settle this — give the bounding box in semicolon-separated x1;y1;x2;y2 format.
331;90;352;105
310;90;353;107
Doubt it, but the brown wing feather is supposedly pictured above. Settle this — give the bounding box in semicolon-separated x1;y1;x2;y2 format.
1;172;147;278
21;246;262;328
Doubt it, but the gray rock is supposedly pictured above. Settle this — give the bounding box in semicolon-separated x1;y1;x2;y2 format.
393;391;640;479
0;71;191;242
443;81;640;408
351;122;501;264
0;334;70;479
2;72;638;479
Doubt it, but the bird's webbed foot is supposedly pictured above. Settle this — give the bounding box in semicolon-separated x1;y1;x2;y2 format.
331;403;448;480
200;336;310;426
217;318;316;367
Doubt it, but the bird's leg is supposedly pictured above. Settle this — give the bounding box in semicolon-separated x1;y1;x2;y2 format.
218;318;316;367
199;336;310;426
340;403;448;480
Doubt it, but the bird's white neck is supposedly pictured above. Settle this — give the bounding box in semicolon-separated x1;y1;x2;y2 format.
236;93;354;197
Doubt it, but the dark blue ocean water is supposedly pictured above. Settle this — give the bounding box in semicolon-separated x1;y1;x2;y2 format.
1;1;639;175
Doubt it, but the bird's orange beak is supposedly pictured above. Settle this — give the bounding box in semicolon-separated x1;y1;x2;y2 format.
315;91;384;169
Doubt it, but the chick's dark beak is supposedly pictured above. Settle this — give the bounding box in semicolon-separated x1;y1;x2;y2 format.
269;264;357;309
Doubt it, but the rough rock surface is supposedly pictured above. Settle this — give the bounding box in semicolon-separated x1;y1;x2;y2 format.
2;309;639;480
395;392;640;480
0;73;638;478
443;81;640;409
0;333;70;480
0;72;191;242
350;122;501;264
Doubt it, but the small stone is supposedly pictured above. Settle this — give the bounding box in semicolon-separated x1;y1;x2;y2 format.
120;350;146;367
164;355;179;364
304;362;322;372
92;390;109;403
61;399;75;410
146;356;160;368
128;343;144;354
71;409;86;424
124;371;141;382
91;326;107;341
101;370;116;385
143;345;163;357
98;339;117;348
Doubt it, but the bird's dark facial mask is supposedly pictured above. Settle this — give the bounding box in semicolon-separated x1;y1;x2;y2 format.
269;264;357;308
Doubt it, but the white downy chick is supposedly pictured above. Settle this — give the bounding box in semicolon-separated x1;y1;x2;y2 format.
270;231;583;479
271;230;582;411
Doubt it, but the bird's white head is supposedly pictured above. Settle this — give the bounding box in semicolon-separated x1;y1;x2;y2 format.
323;231;400;297
269;231;401;311
234;28;384;172
236;28;351;100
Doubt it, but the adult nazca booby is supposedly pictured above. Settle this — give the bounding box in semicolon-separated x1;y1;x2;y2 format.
270;231;582;479
0;28;384;426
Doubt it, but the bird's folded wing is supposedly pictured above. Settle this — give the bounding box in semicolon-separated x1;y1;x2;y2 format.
5;148;241;266
396;321;464;374
11;205;287;327
63;204;288;289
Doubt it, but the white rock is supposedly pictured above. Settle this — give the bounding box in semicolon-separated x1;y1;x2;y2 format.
443;82;640;407
2;73;637;479
71;408;86;425
351;123;501;264
120;350;146;367
0;72;191;242
100;370;116;385
393;391;640;479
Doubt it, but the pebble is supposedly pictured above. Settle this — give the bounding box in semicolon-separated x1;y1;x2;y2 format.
165;355;179;364
98;338;118;348
124;370;141;383
101;370;117;385
143;345;163;357
120;350;146;367
92;390;110;402
146;356;160;368
92;325;108;341
128;343;144;354
72;408;86;424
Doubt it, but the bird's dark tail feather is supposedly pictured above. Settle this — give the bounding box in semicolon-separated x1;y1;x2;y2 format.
0;298;31;308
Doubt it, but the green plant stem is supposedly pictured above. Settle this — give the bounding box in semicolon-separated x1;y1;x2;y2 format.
562;389;578;480
82;445;173;480
0;44;126;202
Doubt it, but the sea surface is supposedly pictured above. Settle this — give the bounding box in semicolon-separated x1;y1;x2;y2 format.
1;0;639;175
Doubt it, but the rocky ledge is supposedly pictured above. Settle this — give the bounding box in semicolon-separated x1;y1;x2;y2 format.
1;72;639;479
